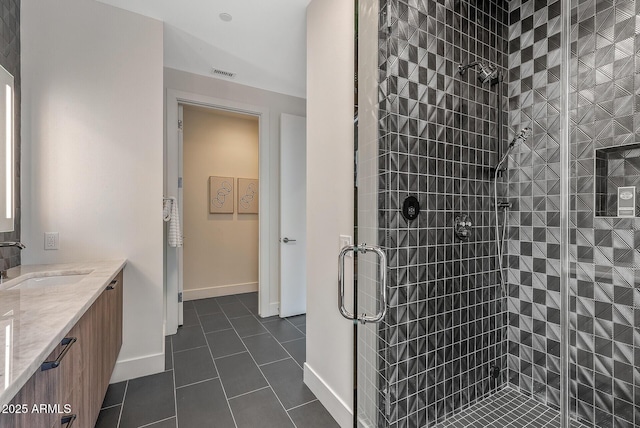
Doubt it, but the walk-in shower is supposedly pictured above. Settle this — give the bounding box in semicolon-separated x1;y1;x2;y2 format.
351;0;640;426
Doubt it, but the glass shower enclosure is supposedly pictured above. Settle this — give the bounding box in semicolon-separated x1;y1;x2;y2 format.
351;0;640;426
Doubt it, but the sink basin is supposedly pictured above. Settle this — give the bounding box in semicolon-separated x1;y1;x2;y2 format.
9;274;87;290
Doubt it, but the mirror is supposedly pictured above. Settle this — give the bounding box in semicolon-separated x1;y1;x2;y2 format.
0;65;13;232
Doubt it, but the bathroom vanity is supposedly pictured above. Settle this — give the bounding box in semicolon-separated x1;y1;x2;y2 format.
0;260;126;428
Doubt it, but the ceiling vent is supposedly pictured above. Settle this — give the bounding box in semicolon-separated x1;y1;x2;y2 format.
211;68;236;79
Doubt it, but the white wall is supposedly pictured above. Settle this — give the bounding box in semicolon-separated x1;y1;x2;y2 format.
182;106;259;299
165;67;306;315
21;0;164;381
305;0;355;426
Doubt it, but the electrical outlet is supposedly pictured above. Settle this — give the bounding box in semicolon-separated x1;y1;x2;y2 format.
44;232;59;250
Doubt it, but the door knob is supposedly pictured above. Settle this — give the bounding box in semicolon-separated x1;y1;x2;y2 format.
282;237;296;243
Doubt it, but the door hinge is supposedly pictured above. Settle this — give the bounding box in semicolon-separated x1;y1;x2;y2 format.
178;119;183;130
178;292;183;303
178;177;183;188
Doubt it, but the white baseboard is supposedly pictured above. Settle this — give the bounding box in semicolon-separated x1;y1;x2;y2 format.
110;352;165;383
183;282;258;301
304;363;352;428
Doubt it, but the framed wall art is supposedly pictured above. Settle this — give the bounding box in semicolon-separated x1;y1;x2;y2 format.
209;176;234;213
237;178;259;214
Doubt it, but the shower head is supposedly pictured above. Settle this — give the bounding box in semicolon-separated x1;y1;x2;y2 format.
458;62;499;85
477;64;498;84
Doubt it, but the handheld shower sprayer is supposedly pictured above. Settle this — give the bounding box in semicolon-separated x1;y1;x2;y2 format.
458;62;498;85
508;127;532;149
495;127;532;171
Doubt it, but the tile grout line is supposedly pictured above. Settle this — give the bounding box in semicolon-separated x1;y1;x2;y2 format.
100;403;121;411
243;302;306;370
236;330;270;340
258;356;294;367
226;385;272;400
198;301;241;428
233;296;300;428
175;376;220;390
285;398;319;412
169;334;178;428
264;328;302;369
236;298;303;367
213;349;248;360
279;336;306;345
116;380;128;428
137;415;176;428
172;344;209;355
239;341;300;428
283;316;306;335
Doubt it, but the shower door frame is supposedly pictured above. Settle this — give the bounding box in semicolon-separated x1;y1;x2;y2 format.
559;0;571;424
353;0;392;426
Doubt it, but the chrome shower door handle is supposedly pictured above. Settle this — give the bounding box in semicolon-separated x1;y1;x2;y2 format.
358;245;388;323
338;245;357;321
337;244;388;324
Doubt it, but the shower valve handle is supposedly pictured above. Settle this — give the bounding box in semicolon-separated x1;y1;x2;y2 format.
454;215;473;241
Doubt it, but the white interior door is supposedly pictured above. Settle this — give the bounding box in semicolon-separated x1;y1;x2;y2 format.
279;114;307;318
177;104;184;325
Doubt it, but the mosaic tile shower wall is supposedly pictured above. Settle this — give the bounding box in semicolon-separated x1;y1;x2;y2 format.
567;0;640;424
506;0;640;426
0;0;20;270
505;0;564;410
377;0;510;425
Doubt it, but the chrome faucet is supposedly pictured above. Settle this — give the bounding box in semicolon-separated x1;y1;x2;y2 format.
0;242;25;249
0;243;24;283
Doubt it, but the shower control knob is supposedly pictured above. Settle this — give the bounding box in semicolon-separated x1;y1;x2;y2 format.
402;196;421;221
454;214;473;241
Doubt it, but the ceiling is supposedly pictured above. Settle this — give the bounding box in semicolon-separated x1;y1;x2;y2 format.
97;0;312;98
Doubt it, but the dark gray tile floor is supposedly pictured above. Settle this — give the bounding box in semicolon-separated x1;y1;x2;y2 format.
94;292;339;428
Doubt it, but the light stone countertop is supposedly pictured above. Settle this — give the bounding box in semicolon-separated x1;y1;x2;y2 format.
0;259;127;406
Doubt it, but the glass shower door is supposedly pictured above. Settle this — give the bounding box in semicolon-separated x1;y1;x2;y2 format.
352;0;388;426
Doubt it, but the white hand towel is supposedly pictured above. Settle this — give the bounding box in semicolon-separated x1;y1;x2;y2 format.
164;197;183;248
163;198;172;222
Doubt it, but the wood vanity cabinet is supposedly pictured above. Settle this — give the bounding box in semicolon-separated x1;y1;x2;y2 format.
0;268;124;428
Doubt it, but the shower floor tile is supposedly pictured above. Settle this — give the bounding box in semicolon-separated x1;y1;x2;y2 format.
435;388;589;428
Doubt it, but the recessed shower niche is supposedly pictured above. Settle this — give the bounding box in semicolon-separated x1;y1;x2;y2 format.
594;143;640;217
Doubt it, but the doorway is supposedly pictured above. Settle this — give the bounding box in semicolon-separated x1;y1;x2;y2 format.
181;105;260;300
165;90;272;335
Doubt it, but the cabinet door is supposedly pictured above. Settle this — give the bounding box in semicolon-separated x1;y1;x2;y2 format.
103;270;123;388
62;306;92;428
0;345;61;428
112;269;123;368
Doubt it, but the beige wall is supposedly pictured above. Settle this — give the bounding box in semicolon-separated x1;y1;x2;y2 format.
182;106;259;298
